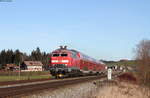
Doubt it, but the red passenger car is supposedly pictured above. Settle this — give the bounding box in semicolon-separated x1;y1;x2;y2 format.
49;46;106;78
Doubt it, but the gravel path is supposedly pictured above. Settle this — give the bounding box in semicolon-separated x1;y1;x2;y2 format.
23;81;98;98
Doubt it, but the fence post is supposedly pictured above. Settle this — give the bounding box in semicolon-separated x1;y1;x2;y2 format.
107;68;112;80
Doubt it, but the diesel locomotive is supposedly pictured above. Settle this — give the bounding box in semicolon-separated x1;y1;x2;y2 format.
49;46;106;78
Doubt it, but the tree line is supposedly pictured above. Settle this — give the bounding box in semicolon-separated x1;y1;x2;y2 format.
0;47;50;69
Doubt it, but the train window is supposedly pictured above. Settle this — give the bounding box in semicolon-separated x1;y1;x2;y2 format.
72;52;77;58
61;54;68;57
52;54;59;57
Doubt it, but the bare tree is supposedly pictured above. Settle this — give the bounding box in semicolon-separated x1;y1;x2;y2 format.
136;39;150;85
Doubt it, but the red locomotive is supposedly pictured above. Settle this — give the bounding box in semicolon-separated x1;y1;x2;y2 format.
49;46;106;78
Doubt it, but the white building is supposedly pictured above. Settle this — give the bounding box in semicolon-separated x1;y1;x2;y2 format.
22;61;43;71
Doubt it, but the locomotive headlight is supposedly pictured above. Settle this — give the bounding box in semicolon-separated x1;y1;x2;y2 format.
65;64;68;66
62;60;69;63
58;74;63;77
51;60;58;63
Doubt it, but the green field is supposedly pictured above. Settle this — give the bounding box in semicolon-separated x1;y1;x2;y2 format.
0;71;51;82
0;75;51;82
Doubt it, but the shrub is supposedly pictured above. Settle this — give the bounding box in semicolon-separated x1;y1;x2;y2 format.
135;39;150;86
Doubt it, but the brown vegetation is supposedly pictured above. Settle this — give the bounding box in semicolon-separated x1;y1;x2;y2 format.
118;73;137;83
135;39;150;86
96;81;150;98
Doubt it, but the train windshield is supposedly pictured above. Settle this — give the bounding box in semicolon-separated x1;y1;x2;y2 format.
52;54;59;57
61;54;68;57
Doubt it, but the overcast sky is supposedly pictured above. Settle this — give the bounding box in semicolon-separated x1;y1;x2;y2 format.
0;0;150;60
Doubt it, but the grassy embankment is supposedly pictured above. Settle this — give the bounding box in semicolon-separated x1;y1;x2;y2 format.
0;71;51;82
96;81;150;98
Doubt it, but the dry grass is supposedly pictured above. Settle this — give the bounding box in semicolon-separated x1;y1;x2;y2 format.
22;79;150;98
96;81;150;98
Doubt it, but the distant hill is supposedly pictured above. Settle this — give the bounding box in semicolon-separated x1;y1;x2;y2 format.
100;60;138;66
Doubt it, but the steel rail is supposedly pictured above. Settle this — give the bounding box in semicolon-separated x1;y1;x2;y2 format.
0;75;104;98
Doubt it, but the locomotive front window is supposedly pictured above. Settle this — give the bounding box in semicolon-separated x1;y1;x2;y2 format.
61;54;68;57
72;51;77;58
53;54;59;57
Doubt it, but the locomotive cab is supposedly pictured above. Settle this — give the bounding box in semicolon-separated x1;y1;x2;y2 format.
51;52;70;65
50;47;75;78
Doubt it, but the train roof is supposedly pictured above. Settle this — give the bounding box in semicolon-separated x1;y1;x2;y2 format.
70;49;105;65
52;47;105;65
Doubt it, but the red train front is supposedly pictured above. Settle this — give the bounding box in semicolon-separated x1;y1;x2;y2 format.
49;46;106;78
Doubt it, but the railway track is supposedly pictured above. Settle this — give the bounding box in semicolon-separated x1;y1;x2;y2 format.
0;75;104;98
0;71;123;98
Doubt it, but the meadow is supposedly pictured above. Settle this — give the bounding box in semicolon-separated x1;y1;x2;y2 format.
0;71;51;82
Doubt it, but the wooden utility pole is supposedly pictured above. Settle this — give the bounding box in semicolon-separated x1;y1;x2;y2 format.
19;62;20;80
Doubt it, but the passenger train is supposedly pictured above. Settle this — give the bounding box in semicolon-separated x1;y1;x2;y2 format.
49;46;106;78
